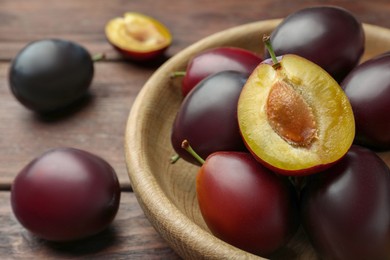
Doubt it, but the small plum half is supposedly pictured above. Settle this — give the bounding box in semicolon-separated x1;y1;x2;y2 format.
237;54;355;175
105;12;172;61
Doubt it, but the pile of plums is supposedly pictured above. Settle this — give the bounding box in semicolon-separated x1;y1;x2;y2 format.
171;6;390;259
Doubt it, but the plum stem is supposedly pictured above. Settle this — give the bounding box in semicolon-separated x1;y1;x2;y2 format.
170;71;186;78
263;35;280;69
92;53;106;62
181;140;205;165
170;154;181;164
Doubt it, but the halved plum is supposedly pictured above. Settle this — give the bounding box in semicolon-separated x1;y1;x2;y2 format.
237;54;355;175
105;12;172;61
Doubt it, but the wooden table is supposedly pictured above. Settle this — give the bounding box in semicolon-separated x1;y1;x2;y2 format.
1;0;389;258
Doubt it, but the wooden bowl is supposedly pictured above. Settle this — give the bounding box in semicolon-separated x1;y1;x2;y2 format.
125;19;390;259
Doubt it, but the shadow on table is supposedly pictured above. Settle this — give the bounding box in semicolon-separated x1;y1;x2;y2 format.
43;226;118;257
32;94;93;123
122;53;172;69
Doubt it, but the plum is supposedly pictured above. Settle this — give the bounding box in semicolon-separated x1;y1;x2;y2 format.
11;148;121;241
265;6;364;82
9;39;94;113
238;42;355;175
180;47;261;96
300;145;390;260
342;53;390;149
196;151;299;257
171;71;247;165
105;12;172;61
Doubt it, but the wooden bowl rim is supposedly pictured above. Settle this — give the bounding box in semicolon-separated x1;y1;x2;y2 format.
125;19;390;259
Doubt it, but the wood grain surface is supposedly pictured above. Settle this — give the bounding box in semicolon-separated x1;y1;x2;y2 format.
0;191;180;259
1;0;389;259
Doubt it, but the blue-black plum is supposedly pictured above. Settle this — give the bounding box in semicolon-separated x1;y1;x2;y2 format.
9;39;94;113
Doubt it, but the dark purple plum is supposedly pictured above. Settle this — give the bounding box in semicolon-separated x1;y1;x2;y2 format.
300;145;390;260
9;39;94;113
181;47;261;96
342;54;390;149
171;71;247;165
265;6;364;82
11;147;121;241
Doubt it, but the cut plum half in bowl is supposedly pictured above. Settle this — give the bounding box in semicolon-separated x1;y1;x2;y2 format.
237;53;355;175
105;12;172;61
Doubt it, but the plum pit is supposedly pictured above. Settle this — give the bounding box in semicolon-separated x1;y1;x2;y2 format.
266;79;317;147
